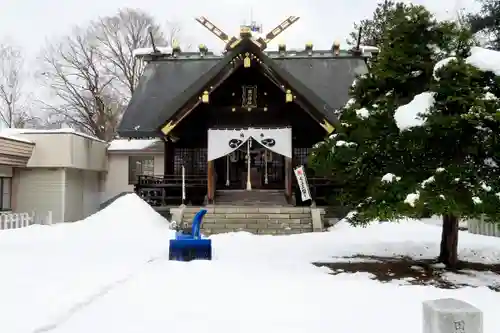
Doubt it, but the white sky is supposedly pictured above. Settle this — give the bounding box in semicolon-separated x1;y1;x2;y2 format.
0;0;480;119
1;0;479;59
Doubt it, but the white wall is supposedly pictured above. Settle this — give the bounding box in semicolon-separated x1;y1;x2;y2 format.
15;168;65;223
64;168;83;222
64;169;102;222
103;152;164;202
83;170;101;217
11;132;107;171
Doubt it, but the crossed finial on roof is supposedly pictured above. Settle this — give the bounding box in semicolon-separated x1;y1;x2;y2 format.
194;16;300;51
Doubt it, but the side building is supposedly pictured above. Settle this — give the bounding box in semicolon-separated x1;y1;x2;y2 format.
1;129;107;224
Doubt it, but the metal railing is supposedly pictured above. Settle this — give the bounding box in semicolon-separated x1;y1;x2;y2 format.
134;173;207;206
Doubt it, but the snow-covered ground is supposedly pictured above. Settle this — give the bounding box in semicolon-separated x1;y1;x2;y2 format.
1;194;500;333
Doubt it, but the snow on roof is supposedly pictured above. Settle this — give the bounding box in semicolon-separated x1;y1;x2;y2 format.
108;138;161;151
0;133;33;144
466;47;500;76
1;128;105;143
132;46;173;57
394;92;436;131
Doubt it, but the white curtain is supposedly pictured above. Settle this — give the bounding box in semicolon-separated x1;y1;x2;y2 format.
248;127;292;158
207;129;249;161
207;127;292;161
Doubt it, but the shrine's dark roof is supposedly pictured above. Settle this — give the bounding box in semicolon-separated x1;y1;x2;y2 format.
118;39;369;138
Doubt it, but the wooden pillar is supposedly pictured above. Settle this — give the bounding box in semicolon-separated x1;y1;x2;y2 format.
163;139;174;175
207;160;214;204
284;156;293;199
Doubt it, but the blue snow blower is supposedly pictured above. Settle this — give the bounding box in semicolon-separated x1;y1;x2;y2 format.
168;209;212;261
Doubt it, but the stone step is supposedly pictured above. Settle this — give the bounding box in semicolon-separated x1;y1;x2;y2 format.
177;204;315;235
183;213;311;219
181;222;313;235
203;228;308;235
182;206;310;214
184;218;312;224
215;190;289;206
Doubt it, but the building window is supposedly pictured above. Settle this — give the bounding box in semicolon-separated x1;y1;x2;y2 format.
0;177;11;211
128;156;154;184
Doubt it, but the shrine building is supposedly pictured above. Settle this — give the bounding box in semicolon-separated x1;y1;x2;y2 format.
117;16;372;206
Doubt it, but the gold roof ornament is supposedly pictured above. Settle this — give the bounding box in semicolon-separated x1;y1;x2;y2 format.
278;43;286;54
332;40;341;56
320;119;335;134
172;39;181;50
198;44;208;56
305;42;313;55
161;121;176;136
194;15;300;51
239;25;252;38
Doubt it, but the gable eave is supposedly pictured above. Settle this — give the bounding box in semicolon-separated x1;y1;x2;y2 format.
247;43;341;129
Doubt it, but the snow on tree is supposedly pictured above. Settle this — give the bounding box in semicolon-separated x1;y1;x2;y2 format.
310;4;494;268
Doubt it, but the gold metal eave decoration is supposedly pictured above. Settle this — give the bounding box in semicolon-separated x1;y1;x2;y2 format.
160;120;176;136
201;91;209;103
243;53;251;68
229;38;241;49
320;119;335;134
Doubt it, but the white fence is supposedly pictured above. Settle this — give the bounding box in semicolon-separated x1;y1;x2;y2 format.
0;211;53;230
467;217;500;237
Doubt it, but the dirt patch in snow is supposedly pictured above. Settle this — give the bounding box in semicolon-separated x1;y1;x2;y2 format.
314;255;500;291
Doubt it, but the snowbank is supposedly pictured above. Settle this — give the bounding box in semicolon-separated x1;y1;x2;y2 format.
48;219;500;333
3;198;500;333
0;194;171;333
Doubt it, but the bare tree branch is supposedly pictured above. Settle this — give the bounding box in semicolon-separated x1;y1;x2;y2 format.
164;20;192;50
37;8;192;139
37;27;123;141
0;41;35;128
91;8;166;96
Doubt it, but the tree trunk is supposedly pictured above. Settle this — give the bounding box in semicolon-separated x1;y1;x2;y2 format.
438;214;459;268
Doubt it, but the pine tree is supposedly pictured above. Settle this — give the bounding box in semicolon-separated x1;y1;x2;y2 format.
468;0;500;50
347;0;398;47
310;5;488;268
419;54;500;266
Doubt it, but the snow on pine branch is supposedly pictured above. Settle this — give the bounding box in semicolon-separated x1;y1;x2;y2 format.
381;173;401;183
402;166;500;210
394;92;436;131
433;57;456;81
465;47;500;75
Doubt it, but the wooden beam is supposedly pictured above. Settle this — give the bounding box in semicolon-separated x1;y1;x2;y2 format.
262;17;300;48
195;16;231;43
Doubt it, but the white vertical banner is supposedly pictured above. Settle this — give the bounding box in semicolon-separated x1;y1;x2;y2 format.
181;165;186;202
294;165;311;201
226;155;230;186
